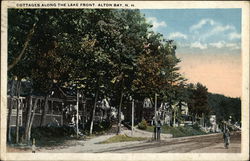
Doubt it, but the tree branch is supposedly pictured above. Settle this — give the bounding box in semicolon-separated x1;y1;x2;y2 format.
8;23;36;71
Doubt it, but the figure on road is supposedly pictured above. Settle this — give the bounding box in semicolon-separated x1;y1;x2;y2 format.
157;120;162;141
223;128;230;149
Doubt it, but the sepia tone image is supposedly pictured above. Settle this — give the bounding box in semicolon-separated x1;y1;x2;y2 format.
2;2;248;160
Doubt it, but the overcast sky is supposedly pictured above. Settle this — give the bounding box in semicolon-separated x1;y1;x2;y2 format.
141;9;241;98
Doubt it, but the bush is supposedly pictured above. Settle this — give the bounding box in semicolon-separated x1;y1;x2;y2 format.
143;125;207;138
83;120;112;135
192;123;201;130
31;126;73;140
138;119;147;130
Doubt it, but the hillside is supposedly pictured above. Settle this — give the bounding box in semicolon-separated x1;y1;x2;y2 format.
207;93;241;124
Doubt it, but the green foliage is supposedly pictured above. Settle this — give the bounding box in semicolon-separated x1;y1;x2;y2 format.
8;8;183;99
138;119;148;130
192;123;201;130
208;93;241;124
8;9;188;136
31;126;73;139
145;125;206;138
84;121;112;135
187;83;211;118
132;34;183;99
30;126;76;147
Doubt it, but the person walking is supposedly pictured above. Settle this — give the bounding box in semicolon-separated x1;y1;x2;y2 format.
157;120;162;141
223;128;230;149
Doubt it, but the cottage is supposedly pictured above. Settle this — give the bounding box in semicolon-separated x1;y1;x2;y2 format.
7;85;90;128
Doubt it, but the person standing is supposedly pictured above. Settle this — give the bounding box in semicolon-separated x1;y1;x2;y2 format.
223;128;230;149
157;120;162;141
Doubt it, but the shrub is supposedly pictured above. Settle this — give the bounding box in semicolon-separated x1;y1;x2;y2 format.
138;119;147;130
83;120;112;135
31;126;73;140
192;123;201;130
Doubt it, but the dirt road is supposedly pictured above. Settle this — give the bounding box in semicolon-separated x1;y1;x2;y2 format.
39;132;240;153
98;132;241;153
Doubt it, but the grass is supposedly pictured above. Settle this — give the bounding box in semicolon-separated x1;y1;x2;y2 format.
8;122;112;148
34;136;78;147
99;135;148;144
143;125;207;138
7;126;85;148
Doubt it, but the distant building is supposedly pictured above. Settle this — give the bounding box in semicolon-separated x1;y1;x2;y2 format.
143;98;152;109
158;102;172;125
180;102;188;115
209;115;217;132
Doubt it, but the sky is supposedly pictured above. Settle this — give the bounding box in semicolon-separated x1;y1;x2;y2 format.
141;9;242;98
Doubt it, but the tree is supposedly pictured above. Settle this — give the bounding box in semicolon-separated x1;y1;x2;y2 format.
208;93;241;124
8;9;187;138
132;31;185;127
8;9;40;72
8;9;41;143
187;83;211;123
109;10;150;134
8;9;92;141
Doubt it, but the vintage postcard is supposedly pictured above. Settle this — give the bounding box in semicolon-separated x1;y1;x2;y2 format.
1;1;249;161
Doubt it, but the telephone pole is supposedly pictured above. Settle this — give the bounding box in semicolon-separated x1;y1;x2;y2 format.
154;93;158;140
131;99;134;136
76;90;79;138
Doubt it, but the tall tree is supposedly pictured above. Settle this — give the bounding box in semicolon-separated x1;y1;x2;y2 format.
133;32;185;119
187;83;211;123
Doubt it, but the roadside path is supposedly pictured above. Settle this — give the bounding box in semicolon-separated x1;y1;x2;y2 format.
39;127;167;153
39;133;146;153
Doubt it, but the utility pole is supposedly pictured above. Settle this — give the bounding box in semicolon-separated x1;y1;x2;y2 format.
131;99;134;136
76;90;79;138
154;93;157;140
154;93;157;124
82;99;86;130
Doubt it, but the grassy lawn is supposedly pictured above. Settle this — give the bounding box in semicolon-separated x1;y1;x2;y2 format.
29;126;82;147
99;135;148;144
143;125;207;138
34;136;83;147
8;123;111;149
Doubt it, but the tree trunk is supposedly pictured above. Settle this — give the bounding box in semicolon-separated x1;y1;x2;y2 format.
15;99;20;143
40;96;49;127
27;98;38;141
24;96;33;143
89;89;99;135
7;79;15;143
82;99;86;130
15;80;21;144
117;79;124;135
194;114;197;124
89;76;101;135
7;98;13;143
173;110;176;127
202;113;204;127
8;23;36;71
